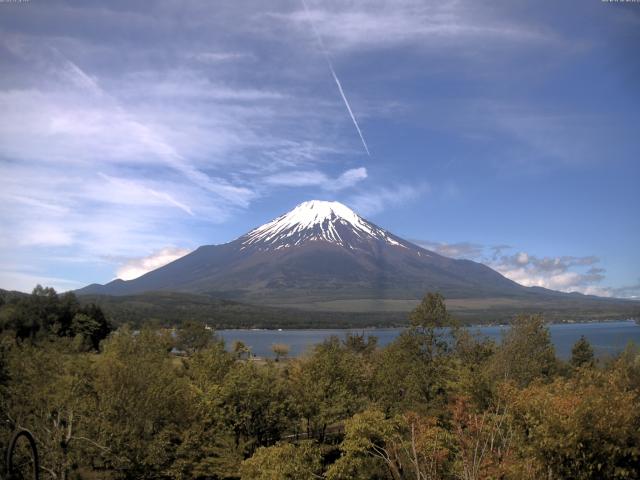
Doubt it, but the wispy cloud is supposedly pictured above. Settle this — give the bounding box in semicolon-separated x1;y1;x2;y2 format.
347;183;429;216
0;26;364;286
332;167;368;190
188;51;254;64
264;167;367;190
610;282;640;300
280;0;558;53
414;240;484;260
0;270;84;294
98;173;194;216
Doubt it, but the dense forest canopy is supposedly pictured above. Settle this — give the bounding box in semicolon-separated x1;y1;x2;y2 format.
0;288;639;479
0;285;112;349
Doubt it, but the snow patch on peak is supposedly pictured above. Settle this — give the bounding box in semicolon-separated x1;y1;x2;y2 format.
240;200;406;250
277;200;369;232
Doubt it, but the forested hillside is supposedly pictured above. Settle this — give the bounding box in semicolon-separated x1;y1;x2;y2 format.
1;290;639;479
77;291;408;329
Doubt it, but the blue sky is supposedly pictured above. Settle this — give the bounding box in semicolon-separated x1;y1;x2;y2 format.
0;0;638;297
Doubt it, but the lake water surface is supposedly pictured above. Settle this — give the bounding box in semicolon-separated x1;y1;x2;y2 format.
219;320;640;359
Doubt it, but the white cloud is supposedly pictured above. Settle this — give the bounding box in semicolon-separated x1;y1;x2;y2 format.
0;270;83;294
516;252;529;265
264;170;328;187
347;183;429;216
188;51;253;64
414;241;484;260
98;173;194;216
411;243;611;298
18;224;75;248
416;240;633;298
476;101;616;169
610;282;640;299
277;0;557;53
116;247;193;281
331;167;368;190
489;253;607;294
264;167;367;191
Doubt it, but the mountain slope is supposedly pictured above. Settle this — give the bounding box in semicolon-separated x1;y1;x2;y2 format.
76;200;637;314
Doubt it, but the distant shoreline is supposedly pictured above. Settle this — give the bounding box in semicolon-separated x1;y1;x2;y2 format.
215;317;639;332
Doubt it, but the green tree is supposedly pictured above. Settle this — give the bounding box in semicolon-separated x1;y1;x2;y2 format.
75;302;111;349
171;424;245;480
327;409;454;480
488;314;557;387
292;337;368;441
172;340;239;478
507;367;640;479
233;340;251;359
410;292;454;329
272;343;290;362
371;328;451;415
4;340;100;479
217;361;293;452
611;342;640;390
71;311;112;352
88;327;195;478
240;441;323;480
451;328;496;408
343;332;377;355
0;286;110;347
176;320;215;354
6;285;60;340
184;340;234;393
570;335;595;369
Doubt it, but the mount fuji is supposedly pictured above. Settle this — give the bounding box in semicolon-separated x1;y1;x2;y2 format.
76;200;637;318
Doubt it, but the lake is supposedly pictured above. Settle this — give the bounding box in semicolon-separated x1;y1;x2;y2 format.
219;320;640;359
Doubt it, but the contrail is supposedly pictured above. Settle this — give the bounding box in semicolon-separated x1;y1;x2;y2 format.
300;0;370;156
328;65;370;156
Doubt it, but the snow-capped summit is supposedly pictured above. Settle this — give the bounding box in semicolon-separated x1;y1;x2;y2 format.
240;200;408;250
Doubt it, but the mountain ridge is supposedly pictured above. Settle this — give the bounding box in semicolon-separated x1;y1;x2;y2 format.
76;200;639;318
